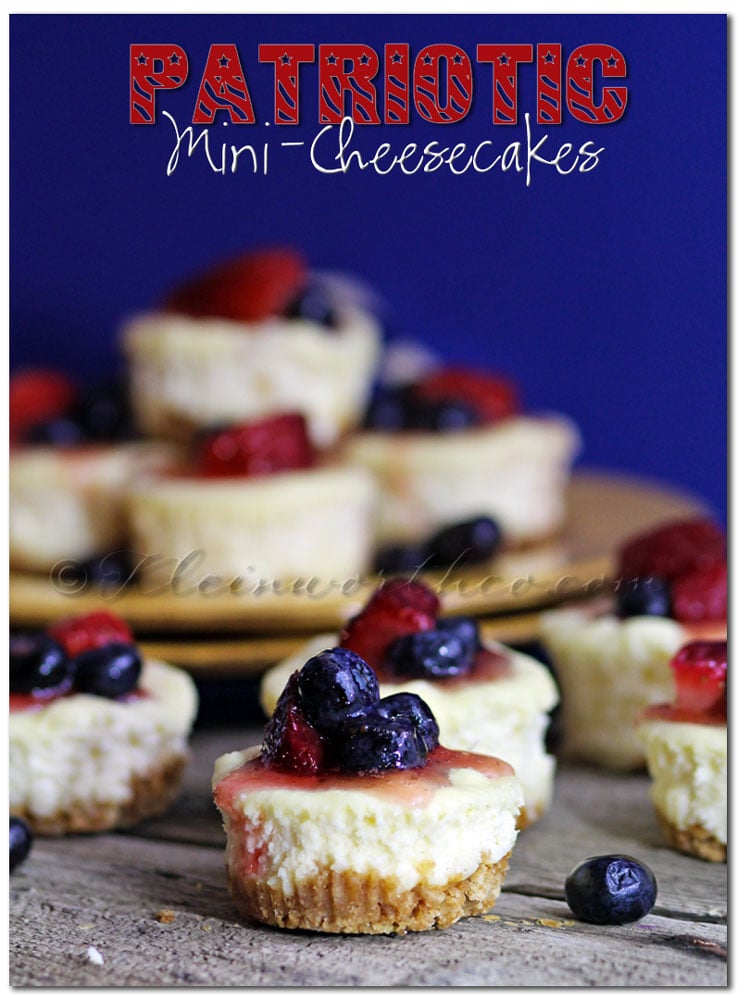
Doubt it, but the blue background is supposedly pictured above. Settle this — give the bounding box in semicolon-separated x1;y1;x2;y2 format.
10;13;727;522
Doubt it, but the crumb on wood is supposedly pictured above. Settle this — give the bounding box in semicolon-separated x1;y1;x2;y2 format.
155;909;176;924
85;946;104;966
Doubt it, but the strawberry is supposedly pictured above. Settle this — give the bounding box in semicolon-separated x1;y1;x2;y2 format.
671;560;727;623
671;640;727;717
195;413;314;479
9;368;77;443
617;518;726;583
413;367;519;424
339;578;438;670
164;247;308;323
262;672;327;775
48;610;133;659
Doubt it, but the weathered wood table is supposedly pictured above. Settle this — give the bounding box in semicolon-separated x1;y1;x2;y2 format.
9;720;727;988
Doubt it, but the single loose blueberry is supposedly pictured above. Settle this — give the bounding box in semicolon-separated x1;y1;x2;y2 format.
616;577;672;619
297;648;380;732
73;642;142;699
10;634;72;694
284;284;339;328
373;542;430;575
9;816;33;872
337;712;427;773
386;629;475;680
426;516;502;568
375;692;440;752
565;854;658;925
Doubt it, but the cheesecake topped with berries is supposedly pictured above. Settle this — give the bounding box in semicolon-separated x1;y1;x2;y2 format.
541;518;727;770
342;367;580;548
214;646;523;934
636;640;727;862
123;247;382;448
10;610;198;834
261;578;558;826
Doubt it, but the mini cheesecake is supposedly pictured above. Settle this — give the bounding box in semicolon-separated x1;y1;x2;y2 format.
214;648;523;934
9;441;179;573
10;612;198;834
540;518;726;771
125;414;378;589
636;640;727;862
341;369;580;547
122;248;382;448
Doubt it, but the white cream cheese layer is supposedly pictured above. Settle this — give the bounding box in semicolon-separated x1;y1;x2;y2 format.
212;746;522;895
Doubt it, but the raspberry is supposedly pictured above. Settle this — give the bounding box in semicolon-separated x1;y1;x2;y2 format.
339;579;438;670
10;369;77;443
671;561;727;623
194;413;314;478
413;368;519;424
671;640;727;717
262;673;327;775
617;518;725;582
48;610;133;658
164;247;308;322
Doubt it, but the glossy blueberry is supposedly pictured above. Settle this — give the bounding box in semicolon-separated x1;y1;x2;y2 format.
72;642;142;699
9;816;33;872
297;648;380;731
337;712;426;773
10;634;72;695
616;576;672;619
375;692;440;752
386;629;475;680
373;542;430;575
405;397;479;432
73;377;135;441
565;855;658;925
25;417;85;446
436;615;481;657
426;516;502;568
284;284;338;328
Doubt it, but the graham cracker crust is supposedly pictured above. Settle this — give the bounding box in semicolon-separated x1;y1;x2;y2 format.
226;850;512;935
14;753;189;836
656;809;726;863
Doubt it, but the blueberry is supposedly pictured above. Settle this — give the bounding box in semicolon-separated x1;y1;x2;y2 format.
375;692;440;752
9;817;33;872
373;542;430;575
405;397;479;432
73;642;142;699
565;855;658;925
426;516;502;568
10;634;72;695
616;577;672;619
337;711;427;773
73;377;135;441
284;284;339;328
362;386;413;431
297;648;380;732
68;551;137;592
25;417;85;446
386;629;475;680
436;615;481;657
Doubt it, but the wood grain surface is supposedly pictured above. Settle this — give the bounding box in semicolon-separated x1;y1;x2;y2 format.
9;725;727;988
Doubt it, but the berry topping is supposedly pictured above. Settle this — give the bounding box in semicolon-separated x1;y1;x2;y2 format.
72;377;135;442
339;578;439;669
670;560;727;623
284;283;339;328
386;628;475;680
10;368;77;444
670;640;727;718
413;367;519;424
48;610;133;659
436;615;481;656
72;642;142;699
617;517;726;583
164;247;308;323
565;855;657;925
404;397;480;432
62;550;137;594
337;713;426;773
362;386;414;432
10;634;72;696
373;541;430;575
426;516;502;568
25;417;85;447
194;413;315;479
615;576;672;619
297;648;380;731
9;816;33;872
262;673;328;775
375;692;440;752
